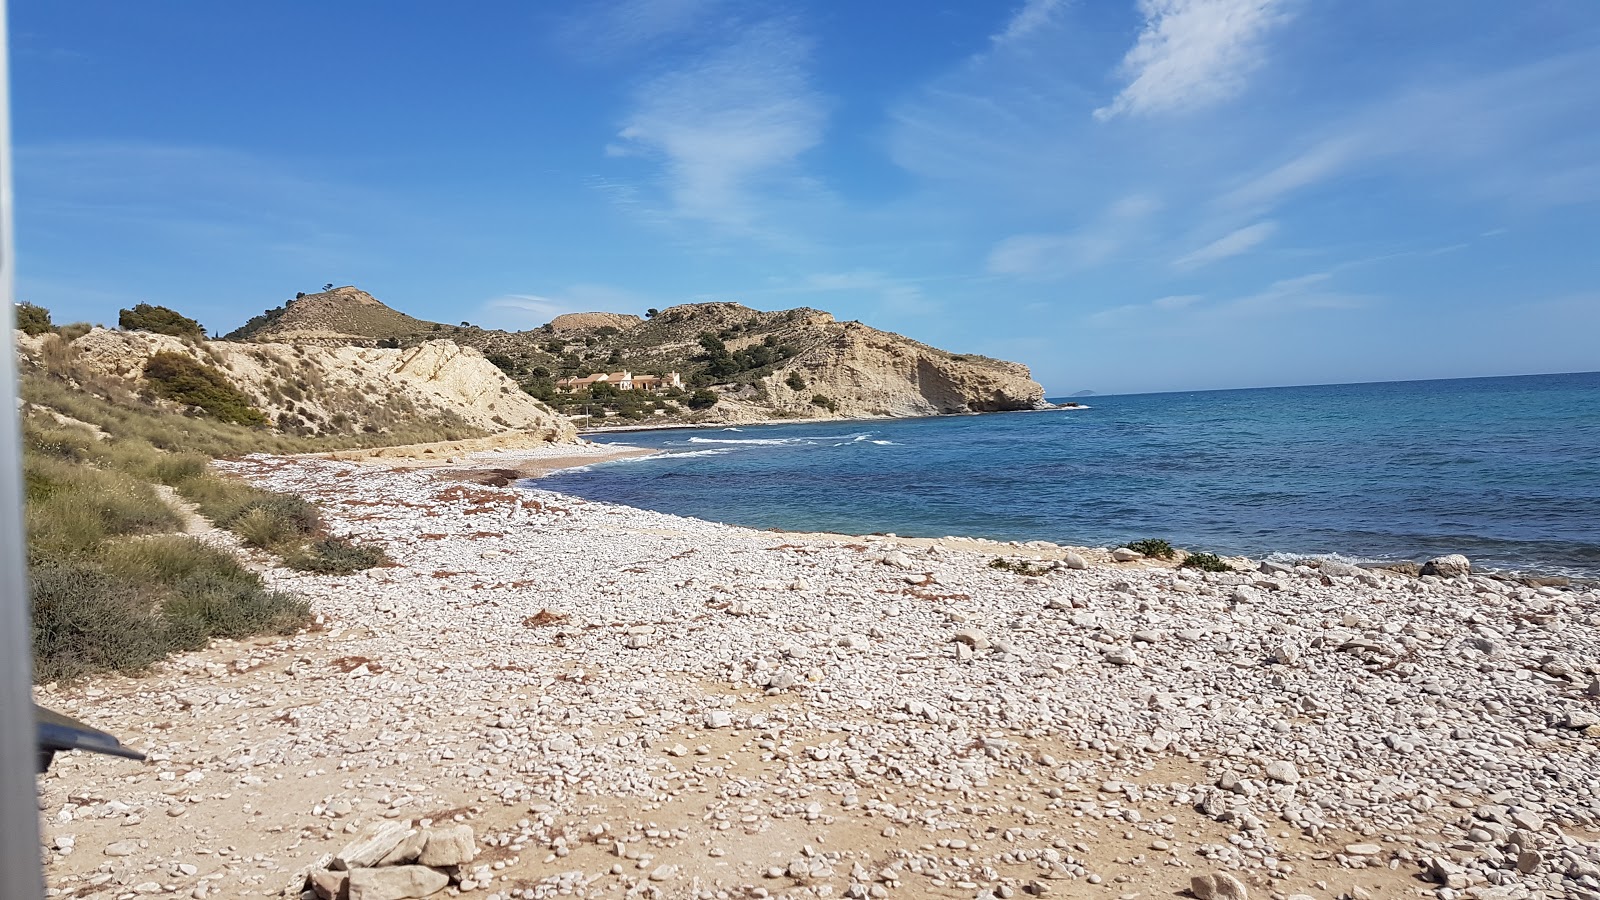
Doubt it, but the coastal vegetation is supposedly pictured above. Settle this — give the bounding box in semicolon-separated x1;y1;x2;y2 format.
24;416;312;683
142;351;269;426
119;302;206;339
1126;538;1176;560
988;556;1051;576
16;301;52;335
16;302;443;682
1179;551;1234;572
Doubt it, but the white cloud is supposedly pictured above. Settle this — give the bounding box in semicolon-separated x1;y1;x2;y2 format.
558;0;728;59
1221;137;1359;210
1217;272;1368;315
1173;220;1277;268
992;0;1069;46
1095;0;1296;120
611;19;826;231
987;192;1161;276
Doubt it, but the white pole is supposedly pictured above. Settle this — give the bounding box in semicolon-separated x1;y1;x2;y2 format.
0;0;47;894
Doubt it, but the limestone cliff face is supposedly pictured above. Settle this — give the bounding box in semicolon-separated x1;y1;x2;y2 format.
761;322;1046;418
23;328;576;442
546;312;642;333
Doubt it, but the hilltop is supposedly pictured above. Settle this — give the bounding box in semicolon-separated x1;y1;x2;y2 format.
229;288;1048;424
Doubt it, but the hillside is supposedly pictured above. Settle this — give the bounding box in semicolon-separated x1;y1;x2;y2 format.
225;286;435;345
17;326;576;444
230;288;1049;423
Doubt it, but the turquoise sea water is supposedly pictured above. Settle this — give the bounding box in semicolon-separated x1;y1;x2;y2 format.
540;373;1600;578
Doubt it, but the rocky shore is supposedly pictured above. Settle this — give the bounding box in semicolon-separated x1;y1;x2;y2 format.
35;448;1600;900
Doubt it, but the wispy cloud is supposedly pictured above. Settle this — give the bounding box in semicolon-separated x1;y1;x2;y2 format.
1173;220;1277;268
609;19;826;232
1089;273;1366;327
1095;0;1297;120
556;0;729;60
987;193;1161;277
1216;272;1368;316
992;0;1070;47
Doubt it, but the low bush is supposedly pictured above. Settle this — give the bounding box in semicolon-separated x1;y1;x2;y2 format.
100;536;262;588
989;556;1050;576
56;322;94;342
23;454;181;558
30;559;171;683
1126;538;1176;560
687;389;719;410
1180;551;1234;572
119;302;205;338
183;482;319;549
16;301;53;335
811;394;839;413
284;536;389;574
31;540;311;682
162;572;308;645
784;370;806;391
142;351;268;426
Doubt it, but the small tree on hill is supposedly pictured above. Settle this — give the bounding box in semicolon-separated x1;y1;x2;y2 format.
687;388;719;410
645;308;659;319
119;303;205;339
15;302;53;336
322;283;334;292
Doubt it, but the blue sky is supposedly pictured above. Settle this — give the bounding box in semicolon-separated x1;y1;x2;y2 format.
11;0;1600;394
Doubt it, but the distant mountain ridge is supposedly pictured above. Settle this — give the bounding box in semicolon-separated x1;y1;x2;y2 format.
228;287;1048;423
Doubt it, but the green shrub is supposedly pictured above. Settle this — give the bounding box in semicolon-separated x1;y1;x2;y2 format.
30;541;311;682
100;536;262;589
119;302;205;338
811;394;839;413
142;351;268;426
23;454;181;557
56;322;93;342
989;556;1049;576
30;559;171;683
177;475;319;547
687;389;719;410
15;302;53;335
163;572;308;643
785;370;806;391
285;536;388;574
1126;539;1176;560
1180;552;1234;572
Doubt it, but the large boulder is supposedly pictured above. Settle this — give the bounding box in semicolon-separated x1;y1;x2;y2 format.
346;865;449;900
1421;554;1471;578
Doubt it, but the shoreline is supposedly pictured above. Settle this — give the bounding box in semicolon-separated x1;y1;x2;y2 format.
523;443;1590;587
34;448;1600;899
576;402;1085;436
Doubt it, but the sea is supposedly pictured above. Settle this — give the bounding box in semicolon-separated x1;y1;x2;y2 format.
539;372;1600;579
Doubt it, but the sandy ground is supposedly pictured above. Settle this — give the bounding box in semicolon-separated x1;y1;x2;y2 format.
32;443;1600;900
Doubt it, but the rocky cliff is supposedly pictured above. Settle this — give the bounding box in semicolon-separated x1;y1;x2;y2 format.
228;289;1049;424
18;327;576;442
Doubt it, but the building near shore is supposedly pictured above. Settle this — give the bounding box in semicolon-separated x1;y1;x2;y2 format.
555;371;682;393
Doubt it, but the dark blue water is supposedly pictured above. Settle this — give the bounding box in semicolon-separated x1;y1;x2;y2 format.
541;373;1600;577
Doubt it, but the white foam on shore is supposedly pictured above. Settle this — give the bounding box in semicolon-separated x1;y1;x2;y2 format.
686;432;873;447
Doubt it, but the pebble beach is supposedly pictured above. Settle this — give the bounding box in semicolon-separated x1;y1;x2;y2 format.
34;444;1600;900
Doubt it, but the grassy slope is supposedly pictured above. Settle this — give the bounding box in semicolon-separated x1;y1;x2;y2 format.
17;331;441;683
